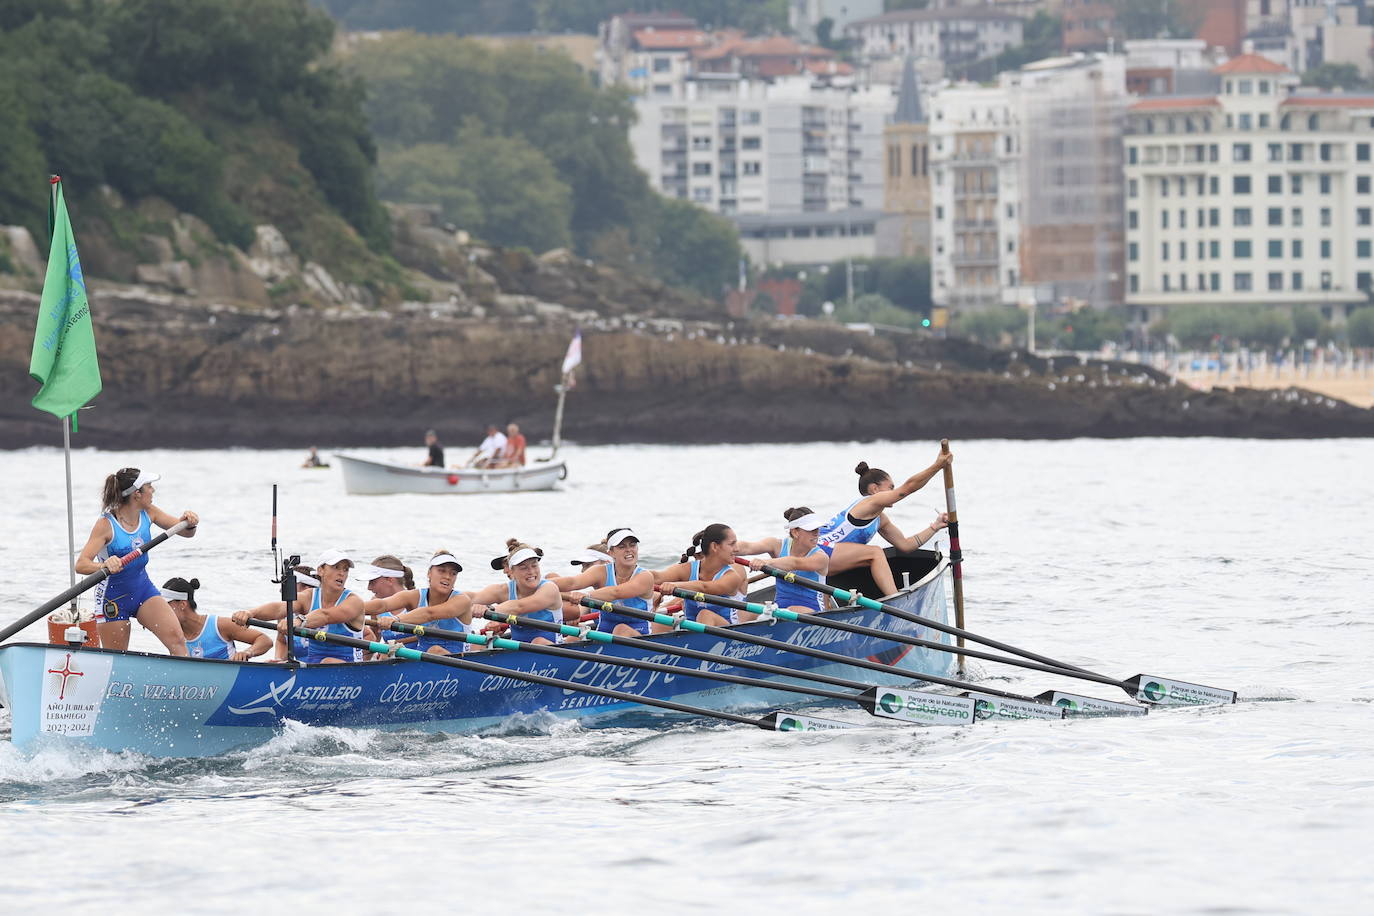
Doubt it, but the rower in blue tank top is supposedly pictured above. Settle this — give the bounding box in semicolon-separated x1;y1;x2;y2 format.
358;556;414;643
468;540;562;645
368;552;472;655
549;529;656;637
75;467;201;656
232;549;366;663
737;508;831;613
164;577;273;661
652;524;747;628
811;450;953;599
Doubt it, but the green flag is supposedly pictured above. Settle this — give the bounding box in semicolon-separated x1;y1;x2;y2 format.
30;177;101;423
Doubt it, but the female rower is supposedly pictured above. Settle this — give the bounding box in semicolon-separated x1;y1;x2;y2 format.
231;549;367;663
163;577;272;661
76;468;199;655
736;508;830;613
368;551;472;655
359;555;415;648
468;540;562;646
549;529;655;637
817;450;952;598
652;524;746;629
555;543;612;627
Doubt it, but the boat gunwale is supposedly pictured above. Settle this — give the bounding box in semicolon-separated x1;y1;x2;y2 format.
333;453;566;481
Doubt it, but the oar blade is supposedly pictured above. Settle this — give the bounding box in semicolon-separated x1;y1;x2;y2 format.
862;687;976;727
961;691;1065;721
1127;676;1237;707
1036;690;1148;718
761;712;861;732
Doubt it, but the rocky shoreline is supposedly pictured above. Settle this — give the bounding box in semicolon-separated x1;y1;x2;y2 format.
3;288;1371;450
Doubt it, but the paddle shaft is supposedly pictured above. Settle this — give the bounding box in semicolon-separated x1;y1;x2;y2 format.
940;438;967;675
743;560;1100;677
380;618;860;704
248;619;777;730
0;521;191;644
669;586;1131;692
584;598;1045;702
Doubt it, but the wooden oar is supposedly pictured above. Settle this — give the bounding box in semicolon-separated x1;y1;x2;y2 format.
247;619;854;733
940;438;967;676
0;520;191;644
665;587;1144;717
733;569;1237;707
379;618;977;728
582;597;1068;720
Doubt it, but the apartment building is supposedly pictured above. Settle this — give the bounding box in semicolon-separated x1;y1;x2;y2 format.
1124;54;1374;325
844;7;1024;69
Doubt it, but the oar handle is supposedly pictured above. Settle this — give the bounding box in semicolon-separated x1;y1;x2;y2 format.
0;520;191;644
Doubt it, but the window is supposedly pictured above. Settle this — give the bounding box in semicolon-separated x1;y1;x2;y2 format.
1197;240;1206;259
1234;240;1252;258
692;187;711;202
1268;143;1282;162
1291;175;1302;194
1268;240;1283;258
1129;274;1139;293
1210;271;1221;290
652;56;672;72
1321;239;1332;259
1209;208;1220;227
1359;143;1371;162
1308;114;1319;130
1321;174;1332;194
1209;176;1220;194
1291;272;1303;291
1161;241;1170;261
1321;208;1332;227
1233;143;1251;162
1128;210;1138;230
692;162;712;176
1233;208;1252;227
1268;175;1282;193
1292;239;1303;258
1162;275;1171;291
1180;274;1189;291
1234;272;1252;291
1292;208;1303;228
1209;144;1219;163
1128;242;1139;262
1180;241;1187;261
741;110;761;125
741;136;761;150
1360;208;1372;226
1239;113;1252;130
1177;177;1186;196
1209;240;1221;259
1259;114;1270;128
1239;79;1253;95
1128;146;1138;165
1359;272;1373;290
934;205;942;219
1359;240;1372;258
1160;178;1169;196
691;136;712;150
1180;209;1187;228
742;161;761;175
1268;208;1282;227
1360;176;1372;194
1162;211;1169;229
1198;207;1206;227
1260;80;1271;95
1128;178;1138;198
1290;143;1303;162
1268;272;1283;291
1234;175;1251;194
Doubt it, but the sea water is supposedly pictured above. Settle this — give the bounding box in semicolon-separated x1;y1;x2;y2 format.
1;440;1370;913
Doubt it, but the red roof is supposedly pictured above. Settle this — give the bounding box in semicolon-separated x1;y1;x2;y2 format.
805;59;854;77
1281;95;1374;108
1129;96;1219;111
633;28;709;50
1213;54;1290;75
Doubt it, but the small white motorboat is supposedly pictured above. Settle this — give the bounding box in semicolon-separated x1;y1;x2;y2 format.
334;454;567;495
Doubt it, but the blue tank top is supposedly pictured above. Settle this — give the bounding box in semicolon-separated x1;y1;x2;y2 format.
817;499;882;550
412;587;469;654
97;510;153;583
185;615;234;660
773;539;827;612
301;587;364;663
608;563;649;612
680;560;740;624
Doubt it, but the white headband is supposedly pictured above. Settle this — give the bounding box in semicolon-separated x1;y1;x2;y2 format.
295;572;320;588
160;588;189;601
606;529;638;547
508;547;540;567
430;554;462;569
121;471;160;497
785;513;825;532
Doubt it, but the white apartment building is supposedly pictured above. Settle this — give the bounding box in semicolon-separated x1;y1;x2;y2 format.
629;76;890;217
1124;54;1374;325
789;0;885;43
845;7;1024;69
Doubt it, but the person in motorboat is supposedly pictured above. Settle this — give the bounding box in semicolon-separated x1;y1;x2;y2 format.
367;551;472;655
422;430;444;467
652;524;747;629
490;422;526;468
549;529;655;637
736;508;831;613
468;424;507;468
301;447;328;468
76;468;200;655
467;540;562;645
163;577;272;661
817;451;952;598
231;549;368;663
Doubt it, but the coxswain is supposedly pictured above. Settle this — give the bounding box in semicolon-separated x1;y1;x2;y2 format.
75;468;199;655
163;577;272;661
549;529;655;636
736;508;830;613
817;450;952;597
652;524;746;629
468;540;562;645
368;551;472;655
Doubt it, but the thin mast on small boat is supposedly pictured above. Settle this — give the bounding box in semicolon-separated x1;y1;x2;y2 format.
547;328;581;459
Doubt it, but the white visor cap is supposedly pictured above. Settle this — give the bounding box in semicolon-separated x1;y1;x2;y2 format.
429;554;463;571
572;549;614;565
785;513;825;532
121;471;161;497
605;529;639;547
316;549;353;570
507;547;541;567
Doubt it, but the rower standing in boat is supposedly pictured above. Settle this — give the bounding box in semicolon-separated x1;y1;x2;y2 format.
369;551;472;655
76;468;199;655
653;524;746;629
817;451;952;598
549;529;655;637
736;508;830;613
232;549;367;663
163;577;272;661
468;540;562;645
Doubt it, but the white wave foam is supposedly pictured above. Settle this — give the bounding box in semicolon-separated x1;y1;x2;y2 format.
0;735;152;784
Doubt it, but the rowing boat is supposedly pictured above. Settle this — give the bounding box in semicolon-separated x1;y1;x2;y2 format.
0;551;953;757
334;453;567;495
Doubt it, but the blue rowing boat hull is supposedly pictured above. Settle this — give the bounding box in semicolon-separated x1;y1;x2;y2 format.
0;563;955;756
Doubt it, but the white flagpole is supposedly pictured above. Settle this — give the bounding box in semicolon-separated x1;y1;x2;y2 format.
63;414;77;604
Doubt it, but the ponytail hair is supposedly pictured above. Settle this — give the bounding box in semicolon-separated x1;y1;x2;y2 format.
102;468;141;512
854;461;890;495
161;576;200;610
505;538;544;562
371;554;415;590
680;523;732;563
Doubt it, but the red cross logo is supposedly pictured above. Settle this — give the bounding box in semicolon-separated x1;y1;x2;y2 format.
47;653;84;700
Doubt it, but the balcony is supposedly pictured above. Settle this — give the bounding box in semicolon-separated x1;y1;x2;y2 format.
953;218;997;230
951;251;1000;266
954;184;998;198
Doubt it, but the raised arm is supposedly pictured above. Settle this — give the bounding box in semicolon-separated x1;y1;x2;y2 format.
365;590;420;615
734;536;783;558
549;566;609;593
149;503;199;538
231;599;290;627
851;449;952;518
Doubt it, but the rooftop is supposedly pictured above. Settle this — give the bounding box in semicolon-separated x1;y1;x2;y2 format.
1212;53;1290;75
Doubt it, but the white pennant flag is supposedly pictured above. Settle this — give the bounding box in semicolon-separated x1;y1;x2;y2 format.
561;329;582;377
